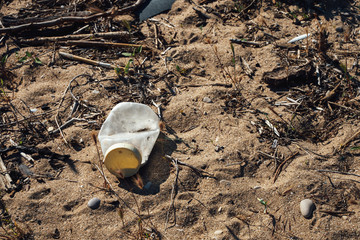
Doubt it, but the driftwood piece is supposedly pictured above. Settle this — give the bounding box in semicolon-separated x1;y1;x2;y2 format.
18;31;129;45
0;0;146;34
0;156;15;191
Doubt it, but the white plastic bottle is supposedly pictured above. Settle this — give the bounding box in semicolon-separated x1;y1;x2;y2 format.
98;102;160;178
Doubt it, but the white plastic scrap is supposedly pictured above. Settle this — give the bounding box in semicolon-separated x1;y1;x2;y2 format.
288;33;311;43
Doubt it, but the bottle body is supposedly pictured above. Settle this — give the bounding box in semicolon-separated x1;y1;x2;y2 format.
98;102;160;177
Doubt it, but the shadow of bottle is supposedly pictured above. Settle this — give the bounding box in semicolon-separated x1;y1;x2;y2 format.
117;132;177;195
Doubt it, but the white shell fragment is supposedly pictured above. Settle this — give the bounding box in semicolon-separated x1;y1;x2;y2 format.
88;197;101;210
300;199;315;218
288;33;311;43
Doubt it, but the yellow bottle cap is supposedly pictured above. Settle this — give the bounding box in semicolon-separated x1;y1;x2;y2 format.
103;143;142;178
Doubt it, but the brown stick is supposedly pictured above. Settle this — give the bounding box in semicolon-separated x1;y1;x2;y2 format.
65;40;144;49
0;0;145;34
18;31;129;45
59;52;117;69
273;151;299;183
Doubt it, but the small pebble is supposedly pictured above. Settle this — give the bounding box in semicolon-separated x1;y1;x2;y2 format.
300;199;315;218
214;230;223;235
203;97;212;103
253;186;261;190
88;197;101;210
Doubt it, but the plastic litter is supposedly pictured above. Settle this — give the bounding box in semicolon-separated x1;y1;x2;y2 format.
136;0;176;22
98;102;160;178
288;33;310;43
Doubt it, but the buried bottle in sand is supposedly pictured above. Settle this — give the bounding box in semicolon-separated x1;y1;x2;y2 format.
98;102;160;178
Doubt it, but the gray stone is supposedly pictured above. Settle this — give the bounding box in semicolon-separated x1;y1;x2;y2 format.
300;199;315;218
203;97;213;103
88;197;101;210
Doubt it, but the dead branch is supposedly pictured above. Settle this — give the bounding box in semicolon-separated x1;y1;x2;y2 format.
18;31;129;45
0;0;146;34
64;40;147;49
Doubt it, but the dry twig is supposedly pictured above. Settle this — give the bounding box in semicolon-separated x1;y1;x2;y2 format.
338;128;360;151
273;151;299;183
0;156;15;190
165;157;179;230
165;155;215;178
0;0;146;34
316;169;360;178
64;40;153;50
59;52;116;69
18;31;129;45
